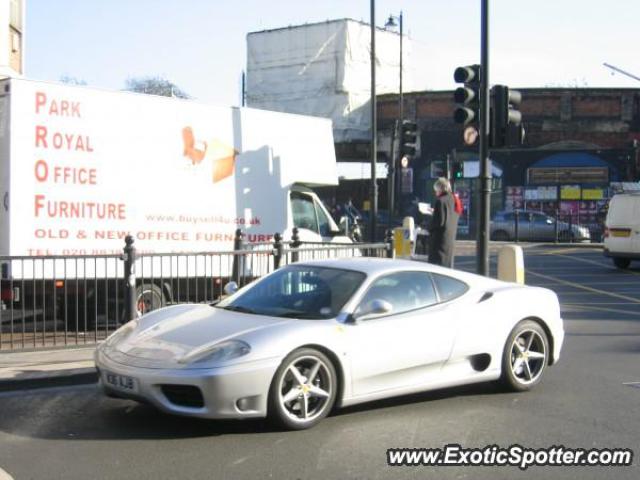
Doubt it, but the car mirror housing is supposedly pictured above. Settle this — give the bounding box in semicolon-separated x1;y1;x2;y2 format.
224;281;239;296
354;299;393;321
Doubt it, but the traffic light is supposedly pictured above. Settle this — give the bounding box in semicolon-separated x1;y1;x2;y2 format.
400;120;418;157
453;65;481;146
452;161;464;180
491;85;523;148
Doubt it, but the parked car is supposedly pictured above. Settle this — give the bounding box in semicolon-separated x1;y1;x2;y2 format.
96;257;564;430
603;193;640;269
490;210;591;242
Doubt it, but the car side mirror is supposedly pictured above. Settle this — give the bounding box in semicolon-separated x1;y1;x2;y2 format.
337;215;348;234
354;299;393;321
224;281;239;296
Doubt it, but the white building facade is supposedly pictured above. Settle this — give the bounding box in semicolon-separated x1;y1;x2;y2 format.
0;0;25;77
246;19;411;143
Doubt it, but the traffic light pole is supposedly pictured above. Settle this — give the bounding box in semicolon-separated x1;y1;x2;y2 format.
477;0;490;276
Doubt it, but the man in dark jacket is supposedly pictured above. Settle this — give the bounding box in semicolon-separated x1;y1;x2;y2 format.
428;177;460;267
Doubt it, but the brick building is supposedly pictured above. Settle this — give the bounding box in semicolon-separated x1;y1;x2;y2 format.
334;88;640;237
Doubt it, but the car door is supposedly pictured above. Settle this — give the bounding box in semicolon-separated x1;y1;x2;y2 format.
531;213;555;241
346;271;457;396
515;212;532;241
290;191;350;244
290;192;322;242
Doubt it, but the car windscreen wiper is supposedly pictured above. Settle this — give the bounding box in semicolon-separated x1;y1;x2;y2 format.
218;305;258;314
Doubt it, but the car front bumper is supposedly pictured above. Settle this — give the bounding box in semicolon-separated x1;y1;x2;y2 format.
95;348;281;419
603;248;640;260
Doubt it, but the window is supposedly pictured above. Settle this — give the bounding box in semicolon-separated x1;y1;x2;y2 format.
315;201;332;237
292;194;318;233
357;272;438;317
532;213;551;224
431;273;468;302
217;265;366;319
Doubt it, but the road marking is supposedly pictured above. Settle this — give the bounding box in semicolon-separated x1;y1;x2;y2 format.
563;302;640;305
536;248;581;255
563;304;640;317
532;281;640;286
623;382;640;389
551;253;640;275
527;269;640;304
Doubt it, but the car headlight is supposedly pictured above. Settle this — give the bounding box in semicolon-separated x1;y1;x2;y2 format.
177;340;251;365
103;319;139;347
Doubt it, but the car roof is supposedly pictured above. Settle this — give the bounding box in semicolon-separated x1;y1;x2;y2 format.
295;257;496;287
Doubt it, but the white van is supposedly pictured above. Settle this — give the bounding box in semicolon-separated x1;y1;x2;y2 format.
603;193;640;268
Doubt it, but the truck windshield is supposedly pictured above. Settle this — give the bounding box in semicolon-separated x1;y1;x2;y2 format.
216;265;366;319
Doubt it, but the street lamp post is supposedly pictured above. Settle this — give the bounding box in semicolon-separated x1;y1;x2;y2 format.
385;12;403;221
370;0;378;242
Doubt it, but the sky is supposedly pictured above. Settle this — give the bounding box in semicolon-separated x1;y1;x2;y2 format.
24;0;640;106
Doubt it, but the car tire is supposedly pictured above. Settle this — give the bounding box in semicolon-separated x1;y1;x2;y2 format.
613;258;631;269
500;319;549;392
492;230;510;242
558;230;574;242
268;348;337;430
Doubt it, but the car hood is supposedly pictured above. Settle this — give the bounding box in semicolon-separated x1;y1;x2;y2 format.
109;304;291;366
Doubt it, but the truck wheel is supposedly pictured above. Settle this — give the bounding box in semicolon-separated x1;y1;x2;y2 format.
136;283;165;316
613;258;631;269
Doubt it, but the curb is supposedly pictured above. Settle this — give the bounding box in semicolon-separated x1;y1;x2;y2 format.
529;242;604;249
0;368;98;392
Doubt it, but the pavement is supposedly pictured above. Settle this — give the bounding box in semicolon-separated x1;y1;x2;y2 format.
0;241;603;393
0;346;97;391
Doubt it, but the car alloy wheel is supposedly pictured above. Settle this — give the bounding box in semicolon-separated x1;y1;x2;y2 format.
501;320;549;391
269;348;337;430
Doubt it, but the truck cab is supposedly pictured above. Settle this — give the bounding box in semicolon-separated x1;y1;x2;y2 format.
290;186;350;243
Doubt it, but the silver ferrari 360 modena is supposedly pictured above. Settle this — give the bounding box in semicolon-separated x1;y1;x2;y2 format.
95;258;564;430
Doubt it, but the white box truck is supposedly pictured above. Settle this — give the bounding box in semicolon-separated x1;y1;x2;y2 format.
0;78;352;326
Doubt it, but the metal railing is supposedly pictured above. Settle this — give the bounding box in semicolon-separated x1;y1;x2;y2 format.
1;228;391;351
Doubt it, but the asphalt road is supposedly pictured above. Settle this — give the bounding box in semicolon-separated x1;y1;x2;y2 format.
0;246;638;480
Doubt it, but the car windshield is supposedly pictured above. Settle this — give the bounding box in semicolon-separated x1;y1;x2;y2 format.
216;265;366;319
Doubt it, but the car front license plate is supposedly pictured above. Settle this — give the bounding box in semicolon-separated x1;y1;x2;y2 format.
104;371;138;393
